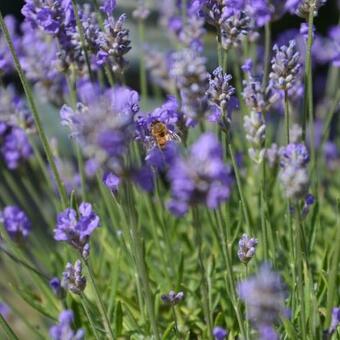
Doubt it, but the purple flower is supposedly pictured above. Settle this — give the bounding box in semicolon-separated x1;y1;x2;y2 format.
0;16;21;75
279;143;310;200
329;307;340;335
0;303;10;320
243;111;266;163
1;127;32;169
238;234;258;263
100;0;117;15
323;141;338;170
302;193;315;217
247;0;273;27
206;67;235;123
220;11;251;50
169;49;209;122
161;290;184;305
0;206;31;241
132;165;155;192
285;0;327;18
136;96;182;152
167;133;233;216
62;260;86;295
95;14;131;74
238;264;286;338
241;58;253;73
213;326;228;340
103;172;120;192
49;278;66;299
60;84;139;172
270;40;302;92
54;202;100;255
49;310;84;340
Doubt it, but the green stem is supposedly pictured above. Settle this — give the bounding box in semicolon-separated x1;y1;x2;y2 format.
0;312;19;340
80;293;101;340
84;261;115;340
284;90;290;144
214;209;247;339
262;22;271;89
0;246;49;281
192;207;213;339
326;199;340;326
138;19;147;108
228;143;251;232
295;205;307;340
302;7;314;147
123;183;160;339
171;306;180;339
0;12;67;208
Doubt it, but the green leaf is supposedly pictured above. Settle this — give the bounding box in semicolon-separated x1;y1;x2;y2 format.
161;321;175;340
114;301;123;336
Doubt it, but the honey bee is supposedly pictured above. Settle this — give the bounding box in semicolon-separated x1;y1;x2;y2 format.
149;120;181;150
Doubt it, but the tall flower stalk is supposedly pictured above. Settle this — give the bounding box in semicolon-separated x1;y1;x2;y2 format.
0;11;68;208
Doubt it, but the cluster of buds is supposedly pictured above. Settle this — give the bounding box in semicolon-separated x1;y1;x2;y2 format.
237;234;258;264
161;290;184;306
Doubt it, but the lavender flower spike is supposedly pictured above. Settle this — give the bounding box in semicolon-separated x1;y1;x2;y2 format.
62;260;86;295
54;202;100;255
243;112;266;163
0;206;31;242
329;307;340;336
238;264;287;339
286;0;327;19
167;133;233;216
49;310;85;340
213;326;228;340
161;290;184;306
270;40;301;92
238;234;258;264
279;143;310;200
207;67;235;116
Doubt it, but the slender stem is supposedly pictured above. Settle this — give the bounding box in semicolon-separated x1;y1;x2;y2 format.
302;7;314;144
138;19;147;108
0;246;49;281
284;90;290;144
123;183;160;339
213;209;247;339
171;306;180;339
295;205;307;340
326;199;340;326
71;0;94;81
192;207;213;339
0;12;67;208
262;22;271;89
228;143;251;232
0;312;19;340
84;261;115;340
80;294;101;340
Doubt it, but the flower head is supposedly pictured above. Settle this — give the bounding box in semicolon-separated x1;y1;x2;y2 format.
238;234;258;263
0;206;31;241
95;13;131;74
60;84;139;172
54;202;100;255
238;264;287;338
286;0;327;19
213;326;228;340
169;49;209;123
207;67;235;119
161;290;184;306
49;310;84;340
167;133;233;216
243;111;266;163
329;307;340;336
270;40;302;91
279;143;310;200
62;260;86;295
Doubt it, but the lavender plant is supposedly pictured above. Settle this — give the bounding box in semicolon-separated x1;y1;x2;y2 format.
0;0;340;339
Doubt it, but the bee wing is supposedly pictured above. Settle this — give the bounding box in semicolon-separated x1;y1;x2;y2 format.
169;131;182;144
